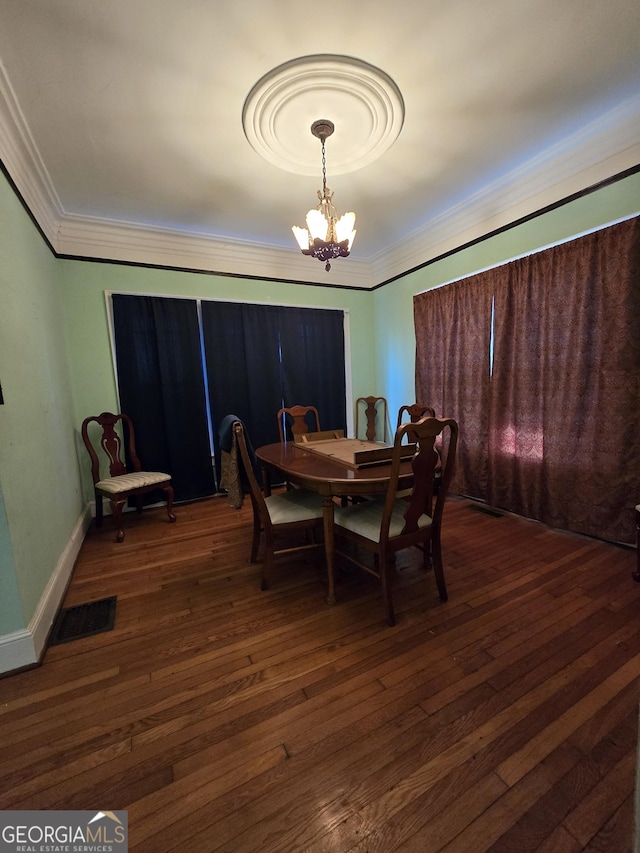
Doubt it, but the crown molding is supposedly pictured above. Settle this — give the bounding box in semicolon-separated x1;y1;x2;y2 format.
0;58;62;243
1;53;638;290
55;216;376;288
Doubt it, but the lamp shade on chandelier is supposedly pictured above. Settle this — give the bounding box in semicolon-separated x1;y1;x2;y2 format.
292;120;356;272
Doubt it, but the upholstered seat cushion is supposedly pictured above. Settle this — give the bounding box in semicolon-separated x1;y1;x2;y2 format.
265;489;324;525
334;497;432;542
96;471;172;494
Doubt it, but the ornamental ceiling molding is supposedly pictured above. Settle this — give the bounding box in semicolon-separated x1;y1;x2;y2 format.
242;54;405;176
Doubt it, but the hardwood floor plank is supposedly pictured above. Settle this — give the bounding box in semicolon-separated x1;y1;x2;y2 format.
496;652;640;787
135;704;432;853
128;744;287;848
562;750;638;846
344;773;508;853
0;666;123;718
534;825;586;853
582;793;636;853
433;744;583;852
0;737;134;807
483;703;638;852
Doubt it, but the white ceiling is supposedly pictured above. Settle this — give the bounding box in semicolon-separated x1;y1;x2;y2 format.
1;0;639;288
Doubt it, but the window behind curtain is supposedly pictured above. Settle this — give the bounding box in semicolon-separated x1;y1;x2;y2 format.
112;295;348;498
278;305;346;434
201;301;285;450
111;294;216;502
202;300;347;479
413;275;493;498
414;215;640;544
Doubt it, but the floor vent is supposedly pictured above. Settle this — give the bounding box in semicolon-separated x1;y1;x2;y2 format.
468;504;505;518
49;596;117;646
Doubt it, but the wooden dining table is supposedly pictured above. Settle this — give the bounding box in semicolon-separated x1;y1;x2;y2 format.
255;439;414;604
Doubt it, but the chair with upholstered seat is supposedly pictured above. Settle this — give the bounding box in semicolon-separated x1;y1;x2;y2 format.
81;411;176;542
234;421;324;590
356;396;388;443
334;415;458;626
396;403;436;428
277;405;321;443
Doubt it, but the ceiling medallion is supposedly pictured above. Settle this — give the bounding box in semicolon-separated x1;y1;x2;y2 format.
242;54;405;176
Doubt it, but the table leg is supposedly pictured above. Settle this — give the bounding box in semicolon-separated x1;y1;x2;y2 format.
261;464;272;497
323;495;336;605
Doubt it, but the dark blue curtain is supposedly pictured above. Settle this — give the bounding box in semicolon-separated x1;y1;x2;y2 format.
278;305;346;433
202;301;283;454
112;294;216;502
112;295;347;499
202;301;346;478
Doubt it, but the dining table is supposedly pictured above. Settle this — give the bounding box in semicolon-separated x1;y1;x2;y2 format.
255;438;414;605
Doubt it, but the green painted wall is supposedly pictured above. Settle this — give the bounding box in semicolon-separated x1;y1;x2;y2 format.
0;482;22;632
0;173;82;633
373;173;640;423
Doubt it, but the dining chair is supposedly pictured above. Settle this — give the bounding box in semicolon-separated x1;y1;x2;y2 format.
81;411;176;542
396;404;441;497
333;415;458;626
233;421;325;590
277;405;321;442
217;413;258;509
356;396;388;442
396;403;436;428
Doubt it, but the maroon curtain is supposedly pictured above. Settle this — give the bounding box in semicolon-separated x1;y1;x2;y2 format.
414;215;640;544
414;274;493;498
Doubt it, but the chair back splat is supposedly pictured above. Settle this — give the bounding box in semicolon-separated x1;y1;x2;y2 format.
356;396;388;442
233;421;324;591
334;415;458;626
81;411;176;542
277;405;320;443
396;403;436;429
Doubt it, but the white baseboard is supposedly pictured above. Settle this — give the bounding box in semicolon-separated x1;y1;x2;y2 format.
0;628;39;674
0;504;92;676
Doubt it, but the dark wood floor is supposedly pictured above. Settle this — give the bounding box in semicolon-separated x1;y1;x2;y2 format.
1;494;639;852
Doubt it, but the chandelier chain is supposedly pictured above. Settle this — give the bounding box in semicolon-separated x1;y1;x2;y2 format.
321;139;327;195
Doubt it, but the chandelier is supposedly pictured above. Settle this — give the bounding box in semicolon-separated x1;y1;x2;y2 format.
292;120;356;272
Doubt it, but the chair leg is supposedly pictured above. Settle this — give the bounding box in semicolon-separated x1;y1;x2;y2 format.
110;498;127;543
250;518;261;564
380;552;396;627
261;531;275;591
94;492;104;528
163;485;177;523
164;486;176;524
431;534;448;601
